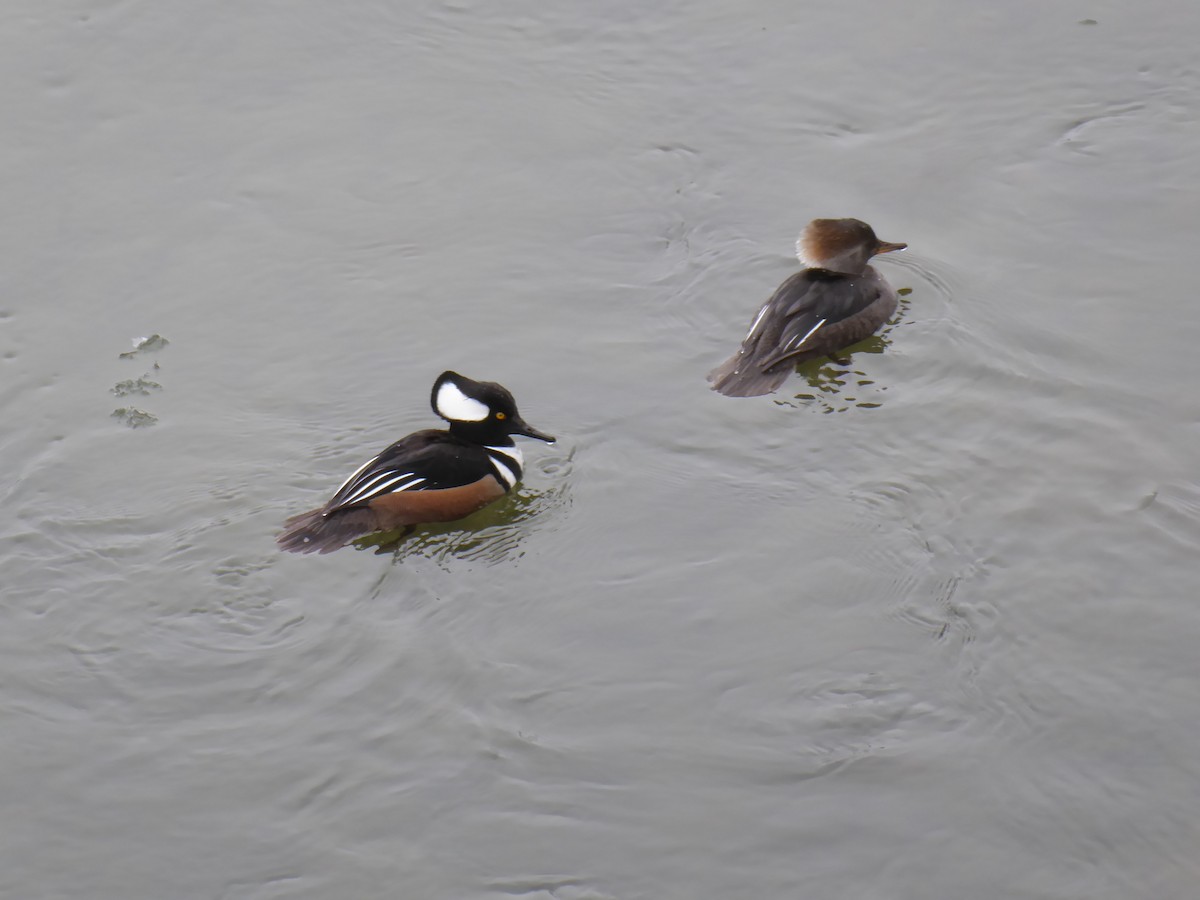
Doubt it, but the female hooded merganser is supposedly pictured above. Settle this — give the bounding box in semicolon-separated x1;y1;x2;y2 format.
708;218;907;397
277;371;555;554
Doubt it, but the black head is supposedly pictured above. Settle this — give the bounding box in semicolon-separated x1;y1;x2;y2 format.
795;218;907;275
430;371;555;445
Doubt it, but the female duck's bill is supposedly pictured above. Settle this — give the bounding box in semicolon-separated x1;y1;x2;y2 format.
795;218;907;275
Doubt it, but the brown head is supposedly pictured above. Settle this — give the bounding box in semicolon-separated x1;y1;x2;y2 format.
795;218;906;275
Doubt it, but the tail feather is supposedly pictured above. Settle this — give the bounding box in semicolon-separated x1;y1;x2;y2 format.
277;506;381;554
707;353;791;398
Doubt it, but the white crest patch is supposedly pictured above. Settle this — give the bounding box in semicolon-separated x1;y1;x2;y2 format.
795;233;817;268
436;380;489;422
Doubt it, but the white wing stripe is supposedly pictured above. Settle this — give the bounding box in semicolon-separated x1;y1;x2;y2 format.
340;477;425;507
787;318;826;351
340;472;422;506
744;303;770;340
332;454;381;496
366;474;427;498
340;469;411;503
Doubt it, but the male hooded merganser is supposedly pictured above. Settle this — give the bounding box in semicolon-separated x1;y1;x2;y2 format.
708;218;907;397
277;371;555;554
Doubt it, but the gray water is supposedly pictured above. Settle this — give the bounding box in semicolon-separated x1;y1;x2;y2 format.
4;1;1200;898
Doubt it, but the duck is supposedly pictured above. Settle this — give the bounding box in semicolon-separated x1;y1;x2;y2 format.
278;371;554;554
708;218;907;397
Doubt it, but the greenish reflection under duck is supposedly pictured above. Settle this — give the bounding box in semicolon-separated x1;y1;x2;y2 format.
353;482;567;564
776;288;913;413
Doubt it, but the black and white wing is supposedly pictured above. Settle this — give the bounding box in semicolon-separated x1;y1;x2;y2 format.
757;272;881;370
322;431;482;515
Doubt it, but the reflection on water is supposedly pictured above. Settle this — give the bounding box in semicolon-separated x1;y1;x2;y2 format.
111;334;169;427
777;288;913;412
111;375;162;397
351;451;573;568
110;406;158;427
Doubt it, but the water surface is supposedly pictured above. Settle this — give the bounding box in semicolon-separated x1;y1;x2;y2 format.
3;1;1200;897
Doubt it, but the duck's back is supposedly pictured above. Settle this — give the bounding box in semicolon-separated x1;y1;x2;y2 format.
708;266;896;397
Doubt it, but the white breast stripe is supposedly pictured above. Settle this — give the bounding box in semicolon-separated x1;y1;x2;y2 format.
488;457;518;488
787;318;826;351
332;454;381;496
436;381;489;422
485;445;523;488
484;444;524;470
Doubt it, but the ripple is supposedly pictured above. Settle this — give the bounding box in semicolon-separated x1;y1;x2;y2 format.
714;664;967;772
322;446;578;577
847;467;997;651
486;876;612;899
876;250;963;315
368;475;573;571
1139;481;1200;552
171;555;308;652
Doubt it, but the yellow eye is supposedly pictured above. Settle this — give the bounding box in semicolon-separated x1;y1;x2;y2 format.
495;411;507;420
